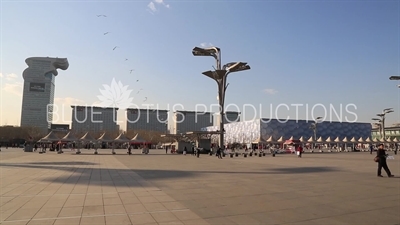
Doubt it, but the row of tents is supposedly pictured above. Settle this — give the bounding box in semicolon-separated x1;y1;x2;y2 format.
253;136;399;144
38;131;150;144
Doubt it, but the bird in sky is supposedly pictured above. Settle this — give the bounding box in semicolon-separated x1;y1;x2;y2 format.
97;15;107;17
137;88;143;94
130;69;134;74
113;46;118;50
125;58;128;61
103;32;110;35
143;97;147;102
136;80;139;82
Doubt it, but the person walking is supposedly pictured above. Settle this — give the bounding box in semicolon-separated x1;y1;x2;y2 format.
217;148;222;159
394;143;398;155
376;144;394;177
196;147;200;158
296;145;303;158
191;146;195;156
370;144;374;154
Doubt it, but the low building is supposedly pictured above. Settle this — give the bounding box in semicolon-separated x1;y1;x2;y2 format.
203;119;372;144
126;108;168;132
371;126;400;140
71;106;119;133
173;110;213;134
215;111;241;126
50;124;69;132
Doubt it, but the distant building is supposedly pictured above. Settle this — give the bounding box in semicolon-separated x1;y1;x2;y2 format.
215;111;241;126
50;124;69;132
71;106;118;133
371;126;400;140
203;119;372;144
173;110;213;134
126;108;168;132
20;57;69;134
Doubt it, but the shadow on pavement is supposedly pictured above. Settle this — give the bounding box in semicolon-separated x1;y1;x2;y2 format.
0;162;345;187
26;161;98;165
265;167;338;173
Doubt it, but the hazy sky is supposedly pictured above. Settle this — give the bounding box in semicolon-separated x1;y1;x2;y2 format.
0;0;399;129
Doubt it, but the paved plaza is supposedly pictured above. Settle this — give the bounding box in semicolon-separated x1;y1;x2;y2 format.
0;148;399;225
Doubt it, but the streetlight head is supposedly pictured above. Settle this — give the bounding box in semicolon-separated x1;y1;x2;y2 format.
223;62;251;73
371;118;381;121
202;69;226;80
386;110;394;114
376;113;384;117
192;47;220;56
389;76;400;80
383;108;393;111
316;116;322;120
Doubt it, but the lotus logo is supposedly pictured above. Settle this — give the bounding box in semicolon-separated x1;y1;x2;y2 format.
97;78;134;109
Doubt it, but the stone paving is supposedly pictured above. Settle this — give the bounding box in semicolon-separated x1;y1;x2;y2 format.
0;148;399;225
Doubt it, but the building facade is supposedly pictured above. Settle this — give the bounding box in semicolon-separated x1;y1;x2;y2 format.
71;106;119;133
371;126;400;140
215;111;241;126
173;111;213;134
50;124;69;132
126;108;168;132
20;57;69;134
203;119;372;144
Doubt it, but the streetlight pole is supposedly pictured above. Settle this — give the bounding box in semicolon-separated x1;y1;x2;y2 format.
202;63;250;150
372;122;382;139
376;108;394;139
309;117;322;148
309;117;322;140
372;118;383;138
192;47;250;150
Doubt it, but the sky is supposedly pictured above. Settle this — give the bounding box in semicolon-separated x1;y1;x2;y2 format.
0;0;399;131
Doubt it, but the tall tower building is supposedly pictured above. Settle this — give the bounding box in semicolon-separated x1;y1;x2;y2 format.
20;57;69;134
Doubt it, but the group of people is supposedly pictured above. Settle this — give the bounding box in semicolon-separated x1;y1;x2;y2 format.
370;143;398;155
182;146;200;157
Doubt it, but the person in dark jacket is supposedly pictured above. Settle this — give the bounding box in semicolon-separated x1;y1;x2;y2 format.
216;148;222;159
376;144;394;177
